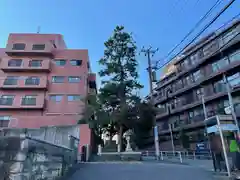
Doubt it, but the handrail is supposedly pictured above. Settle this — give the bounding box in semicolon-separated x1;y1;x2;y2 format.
141;150;212;163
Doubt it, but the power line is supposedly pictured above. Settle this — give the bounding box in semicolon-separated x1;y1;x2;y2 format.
159;0;200;38
160;0;223;63
159;22;240;82
156;0;238;71
176;0;237;56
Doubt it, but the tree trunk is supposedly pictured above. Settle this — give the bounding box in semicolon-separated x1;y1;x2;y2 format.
118;125;123;151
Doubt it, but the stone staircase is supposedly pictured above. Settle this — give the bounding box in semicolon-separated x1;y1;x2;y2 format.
102;141;118;152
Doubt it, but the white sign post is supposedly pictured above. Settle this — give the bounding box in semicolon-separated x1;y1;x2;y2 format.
216;116;231;178
154;126;160;159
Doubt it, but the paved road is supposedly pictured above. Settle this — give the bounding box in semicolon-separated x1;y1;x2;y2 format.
67;162;215;180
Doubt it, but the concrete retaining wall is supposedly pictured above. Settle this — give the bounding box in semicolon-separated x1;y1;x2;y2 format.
0;126;79;180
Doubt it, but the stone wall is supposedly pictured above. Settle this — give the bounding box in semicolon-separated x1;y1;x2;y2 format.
0;126;79;180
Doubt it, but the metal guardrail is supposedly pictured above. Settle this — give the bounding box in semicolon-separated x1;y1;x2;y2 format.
141;150;212;163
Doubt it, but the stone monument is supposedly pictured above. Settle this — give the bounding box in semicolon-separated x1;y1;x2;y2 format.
123;129;133;152
121;129;141;161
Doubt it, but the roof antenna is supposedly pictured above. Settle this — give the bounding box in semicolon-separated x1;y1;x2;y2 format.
37;26;41;34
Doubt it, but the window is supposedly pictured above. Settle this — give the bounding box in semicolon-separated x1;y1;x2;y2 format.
67;95;81;101
222;28;238;44
49;95;63;102
21;95;37;105
223;100;229;107
172;97;181;109
68;76;81;83
157;104;165;109
12;43;25;50
89;81;96;89
203;40;218;56
29;60;42;67
188;111;194;119
157;104;166;113
183;75;193;86
0;116;11;121
8;59;22;67
217;99;230;114
175;79;183;90
0;95;14;105
32;44;45;50
190;52;200;64
229;50;240;63
70;60;82;66
54;59;66;66
212;57;229;72
179;114;185;125
176;63;182;72
227;73;240;87
195;88;204;101
213;79;226;93
179;61;185;71
194;107;203;117
183;93;194;104
0;116;11;127
4;76;18;85
193;70;202;82
170;116;180;128
52;76;64;83
25;77;40;85
183;58;190;69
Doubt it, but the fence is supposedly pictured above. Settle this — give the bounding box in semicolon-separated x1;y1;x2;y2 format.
141;150;212;163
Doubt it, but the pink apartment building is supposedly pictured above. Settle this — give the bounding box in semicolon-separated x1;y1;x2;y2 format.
0;33;96;149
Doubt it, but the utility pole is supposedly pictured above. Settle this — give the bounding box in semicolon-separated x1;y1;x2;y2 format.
140;46;159;158
140;46;158;93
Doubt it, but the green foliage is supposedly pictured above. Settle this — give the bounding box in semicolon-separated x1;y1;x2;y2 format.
79;94;111;136
98;26;143;129
132;102;156;148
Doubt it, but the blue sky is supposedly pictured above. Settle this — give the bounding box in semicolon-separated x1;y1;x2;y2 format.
0;0;239;97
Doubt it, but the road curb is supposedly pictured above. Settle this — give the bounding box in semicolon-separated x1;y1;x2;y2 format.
79;161;143;164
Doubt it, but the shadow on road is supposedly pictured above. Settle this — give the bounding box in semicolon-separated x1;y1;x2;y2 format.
66;162;214;180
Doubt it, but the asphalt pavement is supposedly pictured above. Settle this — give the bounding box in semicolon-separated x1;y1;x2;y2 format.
67;162;215;180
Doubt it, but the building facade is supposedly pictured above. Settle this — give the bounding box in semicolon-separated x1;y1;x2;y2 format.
0;33;96;149
148;20;240;150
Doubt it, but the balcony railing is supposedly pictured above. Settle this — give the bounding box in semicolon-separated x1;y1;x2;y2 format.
3;79;18;86
5;42;55;56
0;98;14;106
21;98;36;105
0;96;44;109
25;78;40;85
0;58;50;72
0;76;47;90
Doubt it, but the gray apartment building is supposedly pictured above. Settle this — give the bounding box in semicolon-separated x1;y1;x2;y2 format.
146;20;240;150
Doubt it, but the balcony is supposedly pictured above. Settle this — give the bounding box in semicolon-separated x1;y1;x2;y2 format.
0;76;48;90
5;41;55;56
0;95;44;110
155;27;240;93
156;107;169;120
0;58;51;72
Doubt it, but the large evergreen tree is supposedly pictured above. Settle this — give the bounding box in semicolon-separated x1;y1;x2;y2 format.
99;26;143;150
